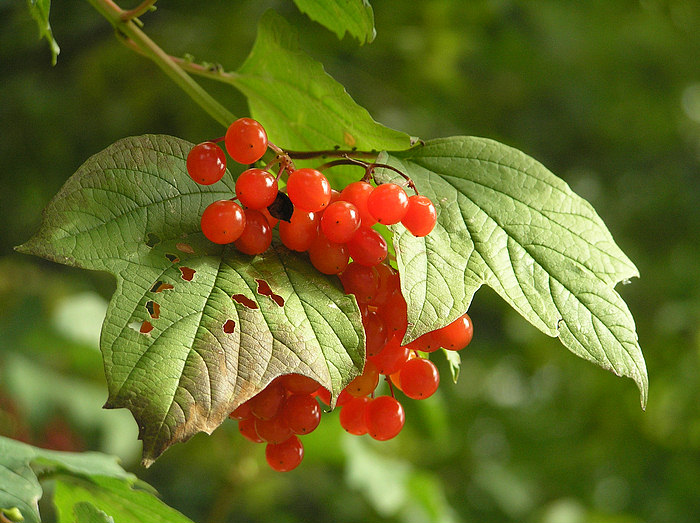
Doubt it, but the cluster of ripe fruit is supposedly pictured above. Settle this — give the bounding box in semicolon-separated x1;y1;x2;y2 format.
186;117;472;472
186;117;438;272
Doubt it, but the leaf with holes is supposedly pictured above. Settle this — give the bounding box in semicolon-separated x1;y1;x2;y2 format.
376;137;647;407
17;135;364;465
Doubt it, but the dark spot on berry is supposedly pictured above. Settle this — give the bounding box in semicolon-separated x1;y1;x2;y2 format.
267;192;294;222
145;233;161;248
150;281;174;293
145;300;160;319
179;267;196;281
256;279;284;307
232;294;258;309
223;319;236;333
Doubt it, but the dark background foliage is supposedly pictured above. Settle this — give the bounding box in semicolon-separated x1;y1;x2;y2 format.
2;1;699;522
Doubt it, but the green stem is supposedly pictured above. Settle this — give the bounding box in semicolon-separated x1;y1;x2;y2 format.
121;0;158;21
86;0;235;127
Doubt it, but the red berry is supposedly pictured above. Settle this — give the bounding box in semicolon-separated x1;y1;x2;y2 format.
286;168;332;212
187;142;227;185
379;291;408;338
249;381;286;420
363;310;387;357
339;396;370;435
229;401;252;420
367;183;409;225
372;262;400;306
280;374;320;395
259;207;280;228
314;386;331;406
365;396;405;441
283;394;321;435
347;227;388;267
200;200;246;244
308;233;349;275
234;209;272;255
433;313;473;351
341;262;380;303
321;201;361;243
340;181;376;226
225;117;268;164
255;414;293;444
266;436;304;472
344;360;379;397
405;331;440;353
399;358;440;399
279;209;319;252
238;418;263;443
401;194;437;237
368;333;410;375
235;168;278;209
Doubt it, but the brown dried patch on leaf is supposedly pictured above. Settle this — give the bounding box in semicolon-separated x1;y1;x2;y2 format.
176;242;195;254
179;267;196;281
140;321;154;334
145;300;161;319
150;281;174;293
256;279;284;307
222;319;236;333
232;294;258;309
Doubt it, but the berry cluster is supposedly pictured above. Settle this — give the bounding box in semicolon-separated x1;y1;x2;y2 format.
187;117;473;472
186;117;438;265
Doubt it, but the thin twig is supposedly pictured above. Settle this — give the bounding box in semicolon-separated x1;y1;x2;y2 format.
120;0;157;21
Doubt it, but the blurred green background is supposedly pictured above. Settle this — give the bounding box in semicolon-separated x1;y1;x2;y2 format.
2;1;700;522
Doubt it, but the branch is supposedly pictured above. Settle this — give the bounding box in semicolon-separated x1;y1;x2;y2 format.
86;0;235;127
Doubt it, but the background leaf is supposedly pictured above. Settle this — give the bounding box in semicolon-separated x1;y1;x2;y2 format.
232;11;409;156
17;135;364;465
25;0;59;65
377;137;647;405
0;436;132;523
291;0;376;44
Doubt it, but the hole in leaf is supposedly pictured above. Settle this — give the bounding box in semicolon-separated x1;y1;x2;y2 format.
232;294;258;309
165;253;180;263
128;321;141;332
150;281;174;293
223;319;236;333
145;233;161;248
176;242;195;254
140;321;154;334
179;267;196;281
145;300;161;319
256;279;284;307
267;192;294;222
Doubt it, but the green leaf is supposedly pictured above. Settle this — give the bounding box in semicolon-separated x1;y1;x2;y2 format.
232;11;409;154
17;135;364;465
291;0;376;44
54;477;194;523
377;137;647;406
26;0;60;65
442;350;461;383
0;436;133;523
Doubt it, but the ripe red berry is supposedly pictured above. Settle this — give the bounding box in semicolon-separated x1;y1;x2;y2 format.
266;436;304;472
341;262;380;304
235;168;278;209
283;394;321;435
200;200;246;244
344;360;379;397
238;418;263;443
347;227;388;267
365;396;405;441
225;117;268;164
308;233;349;275
249;381;286;420
255;414;293;444
379;291;408;338
368;333;410;375
187;142;227;185
340;181;376;226
398;357;440;399
279;209;319;251
321;201;361;243
229;401;252;420
402;195;437;237
339;396;370;435
363;310;387;357
286;168;332;212
234;209;272;255
433;313;473;350
280;374;320;395
367;183;409;225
